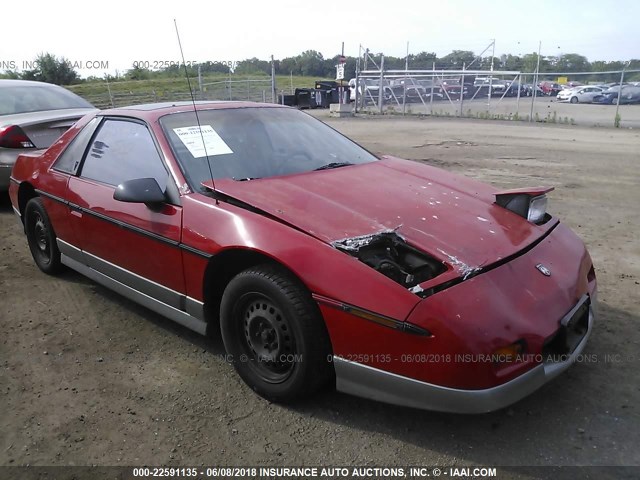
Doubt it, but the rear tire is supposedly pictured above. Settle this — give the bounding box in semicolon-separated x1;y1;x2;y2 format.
220;264;333;402
24;197;63;275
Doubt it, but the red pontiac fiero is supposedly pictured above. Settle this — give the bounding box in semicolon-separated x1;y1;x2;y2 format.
9;102;596;413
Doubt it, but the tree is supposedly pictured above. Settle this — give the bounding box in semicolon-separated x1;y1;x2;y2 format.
298;50;325;76
521;52;550;73
500;54;522;71
21;53;79;85
0;70;20;79
125;65;152;81
410;52;437;69
555;53;590;72
234;58;270;75
439;50;475;68
278;56;300;76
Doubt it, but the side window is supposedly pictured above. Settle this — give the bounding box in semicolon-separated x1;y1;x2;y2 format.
80;119;169;189
52;117;101;174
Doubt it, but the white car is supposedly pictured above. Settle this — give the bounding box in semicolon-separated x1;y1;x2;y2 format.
556;86;604;104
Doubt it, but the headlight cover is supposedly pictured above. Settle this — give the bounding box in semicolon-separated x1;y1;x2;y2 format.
527;195;548;223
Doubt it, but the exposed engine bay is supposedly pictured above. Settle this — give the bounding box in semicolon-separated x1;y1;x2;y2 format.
332;230;446;289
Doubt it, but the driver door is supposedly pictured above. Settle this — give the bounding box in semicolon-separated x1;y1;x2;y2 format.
66;117;185;307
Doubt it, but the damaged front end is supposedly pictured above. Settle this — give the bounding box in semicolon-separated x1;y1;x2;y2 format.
332;230;447;291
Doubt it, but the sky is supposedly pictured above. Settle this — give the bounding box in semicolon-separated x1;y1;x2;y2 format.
1;0;637;77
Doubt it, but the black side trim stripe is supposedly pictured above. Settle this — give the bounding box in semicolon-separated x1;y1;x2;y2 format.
35;189;68;205
180;244;212;259
80;208;180;247
312;293;431;336
34;188;212;259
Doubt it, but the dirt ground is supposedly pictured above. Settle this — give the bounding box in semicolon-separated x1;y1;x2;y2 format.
1;113;639;475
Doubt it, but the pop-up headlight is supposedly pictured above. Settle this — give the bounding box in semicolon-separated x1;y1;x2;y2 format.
495;187;554;224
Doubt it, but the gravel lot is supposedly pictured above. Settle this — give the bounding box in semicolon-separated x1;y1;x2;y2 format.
1;113;639;475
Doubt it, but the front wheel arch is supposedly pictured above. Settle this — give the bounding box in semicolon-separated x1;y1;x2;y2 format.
219;262;334;401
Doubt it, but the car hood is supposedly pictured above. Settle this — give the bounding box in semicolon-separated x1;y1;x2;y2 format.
210;157;556;273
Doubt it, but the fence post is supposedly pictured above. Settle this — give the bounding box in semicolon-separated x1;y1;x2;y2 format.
378;55;385;114
354;54;360;114
614;66;626;127
459;63;465;117
105;78;114;108
271;55;276;103
516;73;521;114
430;62;435;115
530;41;542;122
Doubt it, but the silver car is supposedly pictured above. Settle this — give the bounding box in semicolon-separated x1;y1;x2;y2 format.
0;80;96;191
556;86;604;104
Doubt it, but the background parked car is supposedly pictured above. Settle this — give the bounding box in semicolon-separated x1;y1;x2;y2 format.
438;79;468;100
349;78;396;103
0;79;96;191
593;85;640;105
416;79;445;100
538;81;563;96
520;84;544;97
472;77;508;97
389;77;430;102
556;86;604;103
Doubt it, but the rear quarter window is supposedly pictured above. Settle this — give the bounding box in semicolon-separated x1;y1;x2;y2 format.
52;117;102;174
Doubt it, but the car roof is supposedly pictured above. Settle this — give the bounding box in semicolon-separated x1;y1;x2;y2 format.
0;79;71;89
98;101;286;121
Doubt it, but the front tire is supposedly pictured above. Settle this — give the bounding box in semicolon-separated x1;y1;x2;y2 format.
570;96;578;104
24;197;63;274
220;264;333;402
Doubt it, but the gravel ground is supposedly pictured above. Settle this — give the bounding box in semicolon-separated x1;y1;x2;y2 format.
1;114;639;477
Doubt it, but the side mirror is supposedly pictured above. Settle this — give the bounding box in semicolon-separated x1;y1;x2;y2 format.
114;178;166;204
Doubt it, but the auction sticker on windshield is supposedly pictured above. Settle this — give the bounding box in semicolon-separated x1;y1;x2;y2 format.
173;125;233;158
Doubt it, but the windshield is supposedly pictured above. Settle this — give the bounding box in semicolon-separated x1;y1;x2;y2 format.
0;85;93;115
160;107;377;189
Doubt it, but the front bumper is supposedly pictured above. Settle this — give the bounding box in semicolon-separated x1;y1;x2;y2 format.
334;301;594;414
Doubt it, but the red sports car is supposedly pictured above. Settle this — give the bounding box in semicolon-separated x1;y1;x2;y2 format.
8;102;596;413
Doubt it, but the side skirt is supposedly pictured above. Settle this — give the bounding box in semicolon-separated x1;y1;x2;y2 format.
59;244;207;336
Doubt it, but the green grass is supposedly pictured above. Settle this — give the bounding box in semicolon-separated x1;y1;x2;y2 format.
66;75;321;97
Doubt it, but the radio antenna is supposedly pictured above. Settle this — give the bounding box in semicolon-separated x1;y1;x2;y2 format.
173;19;218;201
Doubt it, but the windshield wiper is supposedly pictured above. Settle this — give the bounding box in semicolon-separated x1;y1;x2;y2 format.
314;162;354;171
234;177;262;181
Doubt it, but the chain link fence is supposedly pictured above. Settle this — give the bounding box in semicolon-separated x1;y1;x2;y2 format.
353;64;640;128
77;76;277;110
